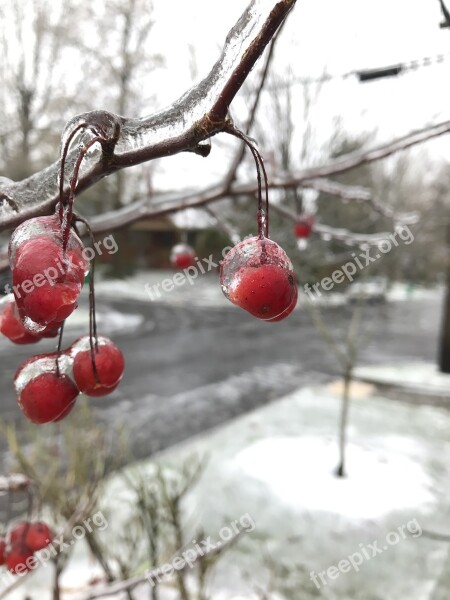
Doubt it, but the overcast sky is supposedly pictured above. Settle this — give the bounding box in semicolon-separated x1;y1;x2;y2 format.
151;0;450;129
138;0;450;190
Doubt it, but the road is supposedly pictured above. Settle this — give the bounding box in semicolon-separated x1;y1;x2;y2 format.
0;290;444;462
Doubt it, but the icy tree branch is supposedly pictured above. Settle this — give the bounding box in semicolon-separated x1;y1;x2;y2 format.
0;0;296;232
82;118;444;236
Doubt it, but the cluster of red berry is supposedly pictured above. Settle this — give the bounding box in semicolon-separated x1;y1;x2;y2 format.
1;119;311;427
13;334;125;424
0;521;53;574
1;121;125;425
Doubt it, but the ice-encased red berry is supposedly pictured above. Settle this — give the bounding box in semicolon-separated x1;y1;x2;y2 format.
0;296;40;344
220;236;297;321
9;214;88;331
5;544;34;574
70;336;125;397
15;353;79;424
170;243;196;269
8;522;30;547
293;217;314;239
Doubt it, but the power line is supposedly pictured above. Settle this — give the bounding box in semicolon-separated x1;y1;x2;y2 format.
271;51;450;88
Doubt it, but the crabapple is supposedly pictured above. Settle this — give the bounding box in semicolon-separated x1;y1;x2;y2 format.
220;236;297;321
9;214;88;329
170;243;196;269
0;296;40;344
15;353;79;424
71;336;125;397
293;217;314;239
8;522;30;547
5;544;34;574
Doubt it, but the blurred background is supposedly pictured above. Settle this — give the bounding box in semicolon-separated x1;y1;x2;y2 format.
0;0;450;598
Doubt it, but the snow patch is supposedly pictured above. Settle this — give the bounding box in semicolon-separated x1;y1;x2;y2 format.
234;436;435;519
64;305;144;334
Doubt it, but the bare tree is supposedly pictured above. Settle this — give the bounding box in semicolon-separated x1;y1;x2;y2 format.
0;0;86;179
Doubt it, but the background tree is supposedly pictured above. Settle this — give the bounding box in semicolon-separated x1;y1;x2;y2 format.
0;0;85;179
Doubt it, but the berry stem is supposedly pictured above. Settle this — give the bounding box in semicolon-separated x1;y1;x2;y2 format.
74;214;100;383
55;321;65;377
224;124;270;237
58;122;87;222
62;135;105;254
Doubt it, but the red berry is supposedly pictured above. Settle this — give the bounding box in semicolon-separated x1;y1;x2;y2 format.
72;336;125;397
170;244;196;269
5;544;34;575
8;214;61;265
7;522;31;547
15;354;79;424
0;296;41;344
25;522;53;552
220;236;297;322
229;264;296;320
18;374;78;424
22;282;81;326
12;238;86;327
294;218;314;239
0;539;6;565
9;214;88;329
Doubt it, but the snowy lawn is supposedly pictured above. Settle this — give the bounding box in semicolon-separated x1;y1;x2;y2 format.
104;381;450;599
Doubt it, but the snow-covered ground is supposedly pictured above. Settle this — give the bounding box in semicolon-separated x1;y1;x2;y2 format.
354;362;450;396
64;303;144;334
95;270;230;308
8;376;450;599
